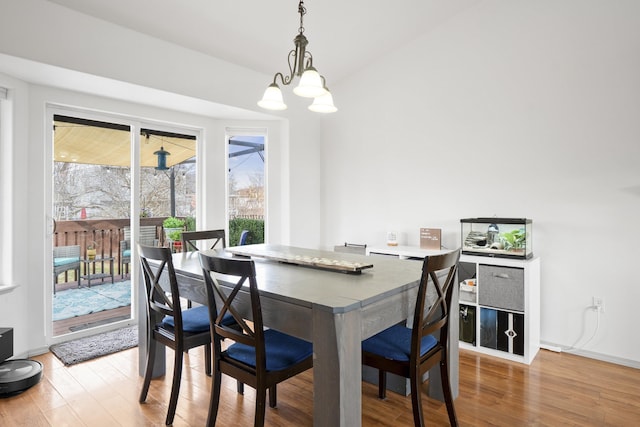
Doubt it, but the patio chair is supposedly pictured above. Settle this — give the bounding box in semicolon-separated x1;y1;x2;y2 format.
120;226;158;277
238;229;250;245
53;245;81;294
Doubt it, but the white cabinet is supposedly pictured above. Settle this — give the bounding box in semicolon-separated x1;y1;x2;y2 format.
458;254;540;364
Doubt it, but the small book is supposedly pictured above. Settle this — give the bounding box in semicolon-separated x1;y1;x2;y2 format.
420;228;441;250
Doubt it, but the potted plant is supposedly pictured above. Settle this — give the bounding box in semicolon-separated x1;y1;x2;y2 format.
168;229;183;250
86;241;97;260
163;216;185;243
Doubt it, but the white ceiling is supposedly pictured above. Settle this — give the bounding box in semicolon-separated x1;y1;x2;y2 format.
47;0;480;85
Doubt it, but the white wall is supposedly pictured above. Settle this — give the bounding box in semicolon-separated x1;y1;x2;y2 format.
0;0;323;356
320;0;640;365
0;73;30;356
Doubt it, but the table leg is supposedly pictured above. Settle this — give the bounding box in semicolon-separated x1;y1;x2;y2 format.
312;304;362;427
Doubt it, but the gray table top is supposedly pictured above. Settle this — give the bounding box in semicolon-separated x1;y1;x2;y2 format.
171;244;429;314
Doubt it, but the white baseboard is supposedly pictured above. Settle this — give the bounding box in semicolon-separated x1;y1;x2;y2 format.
22;346;50;359
540;343;562;352
540;340;640;369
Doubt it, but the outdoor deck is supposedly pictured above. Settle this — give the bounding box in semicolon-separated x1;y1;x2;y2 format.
51;218;168;336
53;217;172;278
52;276;132;336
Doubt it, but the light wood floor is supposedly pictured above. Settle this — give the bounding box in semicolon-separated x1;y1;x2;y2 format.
1;348;638;426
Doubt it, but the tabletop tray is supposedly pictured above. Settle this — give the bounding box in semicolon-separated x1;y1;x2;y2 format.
226;247;373;274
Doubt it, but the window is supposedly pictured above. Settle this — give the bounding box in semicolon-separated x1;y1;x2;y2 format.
228;132;265;245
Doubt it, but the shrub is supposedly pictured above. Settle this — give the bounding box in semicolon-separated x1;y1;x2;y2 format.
185;216;196;231
229;218;264;246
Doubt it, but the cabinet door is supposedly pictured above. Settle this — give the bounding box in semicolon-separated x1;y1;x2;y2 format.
459;304;476;345
478;264;524;312
480;308;524;356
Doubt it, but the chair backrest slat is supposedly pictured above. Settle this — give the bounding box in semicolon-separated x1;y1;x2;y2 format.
125;226;158;246
53;245;81;258
199;253;266;368
412;250;460;357
334;242;367;255
139;245;183;330
181;229;226;252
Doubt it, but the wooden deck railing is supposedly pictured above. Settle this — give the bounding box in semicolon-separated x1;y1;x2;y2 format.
53;217;174;279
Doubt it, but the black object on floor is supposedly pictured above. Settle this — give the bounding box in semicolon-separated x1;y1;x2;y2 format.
0;359;43;397
0;327;43;397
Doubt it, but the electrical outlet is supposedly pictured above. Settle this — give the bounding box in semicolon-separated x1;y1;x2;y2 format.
592;296;605;313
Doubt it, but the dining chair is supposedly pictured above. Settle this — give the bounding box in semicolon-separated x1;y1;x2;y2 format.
361;250;461;427
181;229;226;253
138;244;213;426
333;242;367;255
181;229;226;308
199;252;313;427
53;245;81;294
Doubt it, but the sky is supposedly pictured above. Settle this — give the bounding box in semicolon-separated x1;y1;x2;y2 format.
228;135;265;189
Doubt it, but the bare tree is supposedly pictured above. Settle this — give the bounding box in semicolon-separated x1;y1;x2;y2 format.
53;162;195;220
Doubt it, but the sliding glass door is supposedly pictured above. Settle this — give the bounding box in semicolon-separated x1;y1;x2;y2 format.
52;114;134;337
49;110;198;339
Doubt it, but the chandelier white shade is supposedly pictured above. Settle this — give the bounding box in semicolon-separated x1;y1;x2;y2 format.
257;0;337;113
293;67;327;98
308;91;337;113
257;83;287;110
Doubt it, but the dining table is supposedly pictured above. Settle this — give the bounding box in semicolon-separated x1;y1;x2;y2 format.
139;244;459;427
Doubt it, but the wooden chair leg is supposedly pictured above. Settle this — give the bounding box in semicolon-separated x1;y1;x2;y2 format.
165;347;184;425
139;332;155;403
237;380;244;394
440;360;459;427
378;370;387;399
409;368;425;427
268;386;277;408
204;344;212;376
207;370;222;427
255;387;267;427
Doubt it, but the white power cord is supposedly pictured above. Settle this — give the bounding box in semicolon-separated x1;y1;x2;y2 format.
561;305;602;353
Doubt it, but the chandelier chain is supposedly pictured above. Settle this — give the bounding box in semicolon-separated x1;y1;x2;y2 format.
298;0;306;34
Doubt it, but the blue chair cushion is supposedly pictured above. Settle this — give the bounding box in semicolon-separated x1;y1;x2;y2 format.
162;305;235;333
54;257;80;267
122;249;131;258
162;305;210;333
362;324;437;362
226;329;312;371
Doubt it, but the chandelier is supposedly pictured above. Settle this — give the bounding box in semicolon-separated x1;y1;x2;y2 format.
257;0;337;113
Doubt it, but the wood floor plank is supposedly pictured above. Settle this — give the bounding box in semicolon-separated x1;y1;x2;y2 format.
1;348;638;426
